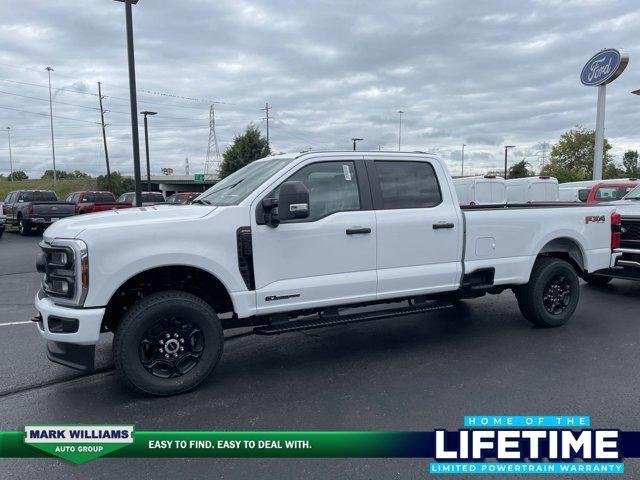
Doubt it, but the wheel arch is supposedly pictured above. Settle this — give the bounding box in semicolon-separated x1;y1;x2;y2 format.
102;264;235;333
537;236;586;276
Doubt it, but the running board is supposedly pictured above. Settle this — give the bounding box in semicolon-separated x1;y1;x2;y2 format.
253;302;452;335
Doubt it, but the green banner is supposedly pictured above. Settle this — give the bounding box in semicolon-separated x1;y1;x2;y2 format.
2;430;412;464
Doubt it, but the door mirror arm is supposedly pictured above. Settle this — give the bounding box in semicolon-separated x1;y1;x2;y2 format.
262;197;280;228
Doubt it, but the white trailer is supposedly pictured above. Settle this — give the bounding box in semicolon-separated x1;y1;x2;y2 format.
453;175;506;206
506;177;559;204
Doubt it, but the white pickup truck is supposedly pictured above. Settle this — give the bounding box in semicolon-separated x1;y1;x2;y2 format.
34;151;618;395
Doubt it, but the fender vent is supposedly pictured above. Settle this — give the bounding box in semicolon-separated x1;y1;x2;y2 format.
236;227;255;290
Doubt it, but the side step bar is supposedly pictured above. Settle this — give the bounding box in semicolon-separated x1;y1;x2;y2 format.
253;301;452;336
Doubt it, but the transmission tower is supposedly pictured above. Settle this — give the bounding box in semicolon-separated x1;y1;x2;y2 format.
204;104;221;176
537;141;550;171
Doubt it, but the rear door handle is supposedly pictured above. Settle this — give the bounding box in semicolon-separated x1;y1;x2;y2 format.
433;222;455;230
346;227;372;235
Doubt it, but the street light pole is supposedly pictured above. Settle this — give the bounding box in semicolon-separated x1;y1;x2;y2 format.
351;138;363;151
461;143;466;177
141;111;157;192
115;0;143;207
397;110;404;151
504;145;516;179
6;127;13;181
45;66;57;185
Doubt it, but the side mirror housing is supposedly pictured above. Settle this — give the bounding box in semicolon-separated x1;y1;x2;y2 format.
278;181;310;222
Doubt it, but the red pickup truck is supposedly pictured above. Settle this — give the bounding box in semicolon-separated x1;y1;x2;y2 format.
586;181;639;203
65;191;133;214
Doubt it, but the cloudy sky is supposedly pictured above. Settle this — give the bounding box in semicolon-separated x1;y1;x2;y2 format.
1;0;639;179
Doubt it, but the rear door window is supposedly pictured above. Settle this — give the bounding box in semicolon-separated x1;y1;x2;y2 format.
372;161;442;209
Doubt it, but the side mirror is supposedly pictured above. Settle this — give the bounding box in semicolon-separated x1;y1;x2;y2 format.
278;181;310;222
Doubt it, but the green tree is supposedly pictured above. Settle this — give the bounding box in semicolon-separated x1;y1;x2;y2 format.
8;171;28;181
540;127;618;182
507;160;533;179
41;169;90;180
623;150;639;177
96;171;135;196
219;125;270;178
73;170;91;179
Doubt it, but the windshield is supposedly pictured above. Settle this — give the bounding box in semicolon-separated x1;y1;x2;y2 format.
85;192;115;203
143;193;165;203
195;157;294;206
21;191;57;202
623;185;640;200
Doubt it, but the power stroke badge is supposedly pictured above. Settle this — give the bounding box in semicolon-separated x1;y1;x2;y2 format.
24;425;134;464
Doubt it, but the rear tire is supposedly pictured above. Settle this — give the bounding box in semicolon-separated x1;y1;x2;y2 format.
113;291;224;396
18;218;31;236
514;257;579;328
584;274;612;287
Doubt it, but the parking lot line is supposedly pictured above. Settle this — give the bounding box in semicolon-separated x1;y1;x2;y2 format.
0;321;32;327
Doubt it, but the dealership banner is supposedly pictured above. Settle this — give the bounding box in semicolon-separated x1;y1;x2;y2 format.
2;416;640;472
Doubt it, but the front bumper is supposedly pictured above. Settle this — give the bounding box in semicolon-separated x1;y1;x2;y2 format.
593;248;640;281
34;291;105;345
34;291;105;371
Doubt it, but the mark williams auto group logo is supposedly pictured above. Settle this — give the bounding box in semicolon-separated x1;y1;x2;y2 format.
430;416;623;475
24;425;134;464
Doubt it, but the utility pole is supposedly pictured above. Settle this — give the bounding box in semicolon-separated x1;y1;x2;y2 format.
397;110;404;151
461;143;466;176
45;66;57;185
6;127;13;181
262;102;271;147
351;138;363;151
141;111;157;192
97;82;112;192
504;145;516;179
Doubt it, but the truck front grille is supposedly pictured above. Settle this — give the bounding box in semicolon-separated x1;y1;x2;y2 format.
621;218;640;248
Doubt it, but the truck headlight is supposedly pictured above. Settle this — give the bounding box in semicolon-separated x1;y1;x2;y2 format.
39;239;89;306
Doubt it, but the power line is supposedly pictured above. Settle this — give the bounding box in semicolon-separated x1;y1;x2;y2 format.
0;78;99;96
0;89;99;110
0;105;100;124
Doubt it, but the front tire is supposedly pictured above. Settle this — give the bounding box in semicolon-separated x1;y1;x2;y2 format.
113;291;224;396
514;257;580;328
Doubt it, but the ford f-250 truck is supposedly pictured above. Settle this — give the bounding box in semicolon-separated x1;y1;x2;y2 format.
33;151;618;396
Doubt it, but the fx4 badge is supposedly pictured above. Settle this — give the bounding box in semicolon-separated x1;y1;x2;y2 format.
585;215;606;224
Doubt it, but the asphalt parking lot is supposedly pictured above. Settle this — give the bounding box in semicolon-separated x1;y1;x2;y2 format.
1;229;640;479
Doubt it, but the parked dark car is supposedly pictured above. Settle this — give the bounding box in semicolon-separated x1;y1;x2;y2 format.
3;190;76;236
0;211;5;238
65;191;133;214
117;191;166;207
166;192;201;205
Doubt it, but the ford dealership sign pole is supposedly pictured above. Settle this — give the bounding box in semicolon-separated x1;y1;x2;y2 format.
580;49;629;180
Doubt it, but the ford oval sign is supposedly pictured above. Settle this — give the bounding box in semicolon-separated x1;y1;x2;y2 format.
581;49;628;86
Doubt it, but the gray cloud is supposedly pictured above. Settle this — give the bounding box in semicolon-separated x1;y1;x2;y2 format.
1;0;639;179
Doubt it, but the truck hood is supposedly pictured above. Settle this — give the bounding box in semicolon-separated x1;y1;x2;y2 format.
44;205;217;239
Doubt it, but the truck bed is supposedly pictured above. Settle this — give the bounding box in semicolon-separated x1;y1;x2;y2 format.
461;202;615;286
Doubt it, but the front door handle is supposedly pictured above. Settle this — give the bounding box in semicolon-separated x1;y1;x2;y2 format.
346;227;372;235
433;222;455;230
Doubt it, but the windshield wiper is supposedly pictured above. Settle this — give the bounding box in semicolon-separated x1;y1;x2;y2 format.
191;199;212;205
